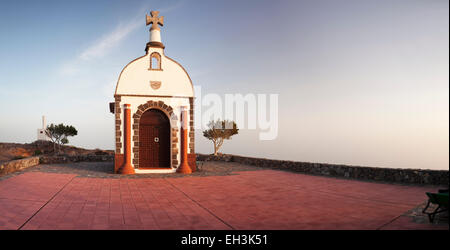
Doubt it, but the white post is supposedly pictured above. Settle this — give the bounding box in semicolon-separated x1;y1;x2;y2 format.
42;115;46;129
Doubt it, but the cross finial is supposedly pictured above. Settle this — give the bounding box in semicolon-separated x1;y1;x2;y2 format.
146;11;164;31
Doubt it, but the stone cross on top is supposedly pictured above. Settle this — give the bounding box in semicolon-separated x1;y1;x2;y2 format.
146;11;164;31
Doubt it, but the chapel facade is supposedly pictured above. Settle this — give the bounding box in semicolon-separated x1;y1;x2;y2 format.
110;11;196;174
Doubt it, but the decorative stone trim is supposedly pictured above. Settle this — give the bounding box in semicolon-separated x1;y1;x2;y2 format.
132;100;178;169
189;97;195;153
114;96;122;153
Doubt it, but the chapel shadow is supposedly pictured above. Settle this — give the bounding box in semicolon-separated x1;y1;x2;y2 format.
51;161;115;175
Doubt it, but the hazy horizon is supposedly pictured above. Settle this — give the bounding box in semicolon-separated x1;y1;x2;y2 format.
0;0;448;170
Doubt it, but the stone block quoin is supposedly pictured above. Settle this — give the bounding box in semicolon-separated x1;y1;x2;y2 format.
189;97;195;154
114;96;122;153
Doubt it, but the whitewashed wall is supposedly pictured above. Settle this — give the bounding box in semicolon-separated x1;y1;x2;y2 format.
114;46;195;170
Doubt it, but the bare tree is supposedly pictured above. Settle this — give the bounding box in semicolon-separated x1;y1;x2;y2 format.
203;119;239;156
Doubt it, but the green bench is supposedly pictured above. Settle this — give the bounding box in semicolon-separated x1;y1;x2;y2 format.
422;189;449;223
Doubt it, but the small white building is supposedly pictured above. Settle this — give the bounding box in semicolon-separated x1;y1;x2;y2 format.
111;11;196;174
37;116;50;141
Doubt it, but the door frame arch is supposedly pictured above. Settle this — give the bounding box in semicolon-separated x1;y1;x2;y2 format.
132;100;178;169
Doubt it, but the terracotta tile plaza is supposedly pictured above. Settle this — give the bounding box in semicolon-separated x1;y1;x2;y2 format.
0;162;447;230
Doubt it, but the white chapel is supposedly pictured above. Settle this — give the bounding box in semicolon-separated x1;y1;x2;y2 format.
111;11;196;174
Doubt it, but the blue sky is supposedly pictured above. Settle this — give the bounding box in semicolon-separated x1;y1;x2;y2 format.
0;0;448;169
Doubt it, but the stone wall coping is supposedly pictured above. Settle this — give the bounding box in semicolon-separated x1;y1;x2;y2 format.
0;156;40;176
196;153;449;186
39;155;114;164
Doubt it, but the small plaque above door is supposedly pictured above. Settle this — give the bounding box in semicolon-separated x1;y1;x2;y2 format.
150;81;161;90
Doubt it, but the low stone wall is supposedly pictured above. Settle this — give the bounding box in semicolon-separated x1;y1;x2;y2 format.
39;155;114;164
197;154;449;186
0;157;40;176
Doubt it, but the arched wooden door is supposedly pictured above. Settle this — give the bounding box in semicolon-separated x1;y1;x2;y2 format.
139;109;170;168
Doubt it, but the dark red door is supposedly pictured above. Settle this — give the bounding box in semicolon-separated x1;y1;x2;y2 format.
139;109;170;168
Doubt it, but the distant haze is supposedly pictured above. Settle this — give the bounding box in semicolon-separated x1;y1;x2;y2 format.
0;0;448;170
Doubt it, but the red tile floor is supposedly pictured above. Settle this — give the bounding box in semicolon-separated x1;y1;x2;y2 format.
0;164;448;230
